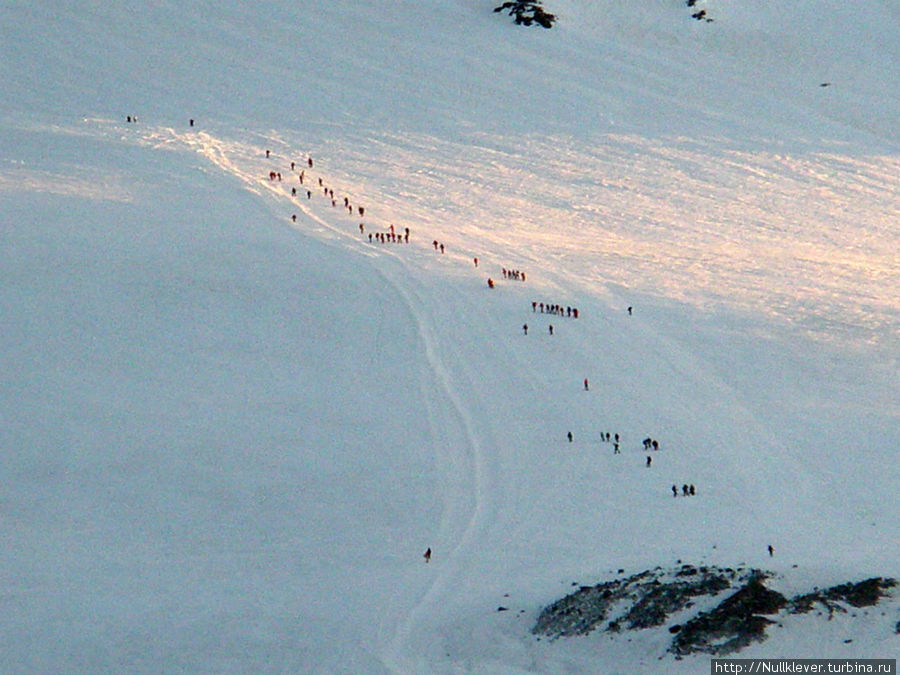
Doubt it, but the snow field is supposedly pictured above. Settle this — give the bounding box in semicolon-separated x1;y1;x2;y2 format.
2;0;899;671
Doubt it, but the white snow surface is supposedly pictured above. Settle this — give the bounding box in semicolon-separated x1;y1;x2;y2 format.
1;1;898;672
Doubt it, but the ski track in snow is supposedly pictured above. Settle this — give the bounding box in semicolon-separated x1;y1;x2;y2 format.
373;267;492;674
124;121;491;672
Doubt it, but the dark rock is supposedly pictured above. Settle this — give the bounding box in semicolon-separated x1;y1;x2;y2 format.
625;574;730;630
826;578;896;607
670;572;787;656
494;1;556;29
789;578;897;615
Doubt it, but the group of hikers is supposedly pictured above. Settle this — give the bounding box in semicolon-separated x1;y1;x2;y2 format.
532;302;579;319
549;318;707;506
369;229;410;244
265;144;546;279
502;268;526;281
263;148;390;247
243;134;724;566
588;429;666;462
569;420;701;496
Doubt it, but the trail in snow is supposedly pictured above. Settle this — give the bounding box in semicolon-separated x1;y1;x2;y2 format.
124;121;492;672
372;264;495;673
142;126;357;244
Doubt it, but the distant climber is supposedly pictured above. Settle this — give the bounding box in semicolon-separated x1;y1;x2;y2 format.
424;547;432;563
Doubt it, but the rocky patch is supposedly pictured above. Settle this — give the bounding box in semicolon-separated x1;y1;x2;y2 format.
532;566;897;657
493;1;556;28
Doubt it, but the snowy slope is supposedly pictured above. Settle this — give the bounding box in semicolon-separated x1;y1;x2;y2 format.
1;1;898;673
